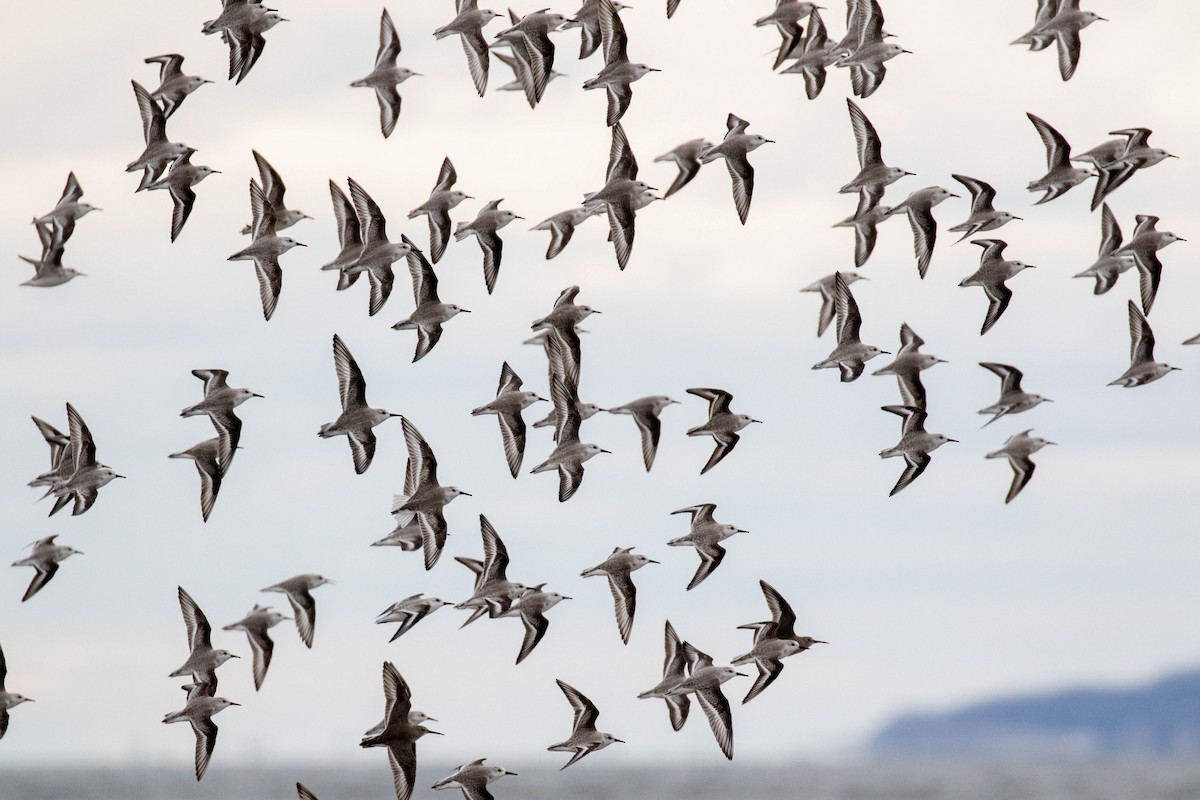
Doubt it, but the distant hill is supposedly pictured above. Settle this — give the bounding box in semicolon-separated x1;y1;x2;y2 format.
872;669;1200;758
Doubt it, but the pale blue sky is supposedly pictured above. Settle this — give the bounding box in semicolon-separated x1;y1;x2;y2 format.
1;0;1198;781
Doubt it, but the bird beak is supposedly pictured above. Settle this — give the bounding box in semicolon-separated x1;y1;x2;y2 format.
231;654;242;658
903;171;916;176
736;529;750;534
326;579;336;585
412;72;424;78
935;358;949;364
114;474;127;479
750;419;763;424
648;68;661;72
296;242;307;247
1045;441;1058;446
464;195;475;200
948;193;960;198
599;448;612;454
426;716;439;722
879;350;892;355
505;771;519;776
1012;215;1023;220
252;393;265;398
561;596;573;600
900;48;913;53
814;640;828;644
460;492;473;497
735;672;749;677
461;308;473;313
648;559;660;564
389;413;403;418
764;139;776;144
947;438;959;443
614;738;626;743
1177;237;1188;242
514;215;525;220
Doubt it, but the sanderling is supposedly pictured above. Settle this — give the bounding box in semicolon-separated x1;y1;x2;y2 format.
686;388;761;475
127;81;191;192
812;272;888;381
754;1;820;70
146;148;220;242
434;1;503;96
839;99;912;209
833;192;894;268
531;205;606;260
472;363;545;477
585;124;657;272
735;580;824;704
319;334;401;474
391;236;470;363
1011;0;1105;81
948;175;1020;243
491;583;571;664
454;199;523;294
27;416;72;488
372;517;425;551
978;362;1052;427
1109;300;1179;388
145;54;211;119
376;594;452;642
170;587;239;687
566;0;629;58
837;0;908;98
320;180;364;290
584;0;660;126
495;9;569;105
261;574;333;649
700;114;774;225
18;221;85;287
986;429;1056;504
12;535;81;603
43;403;124;517
222;605;288;691
532;286;602;390
351;9;421;138
344;177;411;316
582;547;658;644
879;405;957;496
32;172;100;244
241;151;310;236
226;180;306;321
218;8;287;84
432;758;517;799
168;437;226;523
668;504;747;590
801;272;867;338
455;515;528;626
871;323;946;409
637;620;691;730
665;642;743;759
885;186;958;279
959;239;1036;335
1073;203;1137;295
530;375;610;501
547;680;624;769
1115;214;1185;316
394;417;471;570
1082;128;1178;211
654;139;713;199
408;157;472;264
181;368;261;474
360;662;441;800
607;396;678;471
162;692;239;781
748;580;827;653
731;626;804;705
1025;113;1094;204
0;643;33;741
780;8;842;99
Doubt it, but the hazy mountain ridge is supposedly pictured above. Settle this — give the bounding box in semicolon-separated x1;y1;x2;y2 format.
872;669;1200;758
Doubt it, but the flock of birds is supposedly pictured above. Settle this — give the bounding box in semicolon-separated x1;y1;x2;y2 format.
4;0;1194;799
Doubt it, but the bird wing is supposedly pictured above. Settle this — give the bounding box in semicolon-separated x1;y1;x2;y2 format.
846;98;881;168
287;589;318;648
254;256;283;321
333;334;369;410
557;679;601;732
700;431;739;475
695;687;734;759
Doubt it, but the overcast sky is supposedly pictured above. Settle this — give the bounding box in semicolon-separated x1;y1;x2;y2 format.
1;0;1199;785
